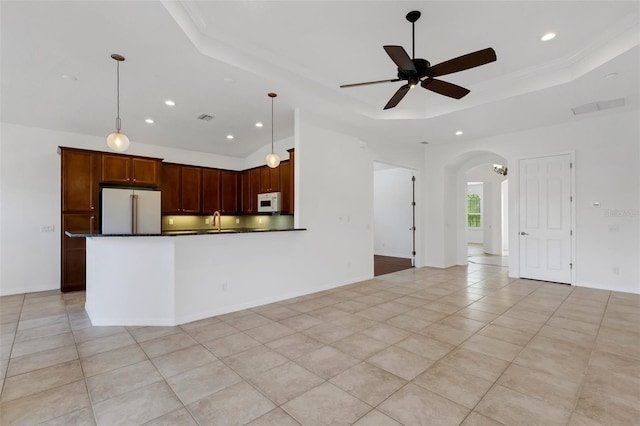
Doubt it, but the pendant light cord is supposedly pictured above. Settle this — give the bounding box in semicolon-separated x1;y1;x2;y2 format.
271;95;274;153
115;60;121;132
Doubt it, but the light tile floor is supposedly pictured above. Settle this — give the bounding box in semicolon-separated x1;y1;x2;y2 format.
1;264;639;425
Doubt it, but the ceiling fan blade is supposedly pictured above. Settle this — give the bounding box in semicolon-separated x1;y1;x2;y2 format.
384;84;411;110
340;78;401;88
421;78;470;99
383;46;416;73
428;48;497;77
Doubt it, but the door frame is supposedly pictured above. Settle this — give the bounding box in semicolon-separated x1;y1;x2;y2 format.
518;151;576;285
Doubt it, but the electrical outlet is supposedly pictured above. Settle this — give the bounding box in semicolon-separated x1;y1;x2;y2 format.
222;282;228;292
236;218;240;224
168;219;174;225
259;218;262;224
40;225;54;232
613;267;620;275
205;218;210;225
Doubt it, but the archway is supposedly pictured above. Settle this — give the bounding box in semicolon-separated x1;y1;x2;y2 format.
443;151;509;267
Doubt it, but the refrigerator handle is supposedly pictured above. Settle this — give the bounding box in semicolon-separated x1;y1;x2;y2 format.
131;194;139;234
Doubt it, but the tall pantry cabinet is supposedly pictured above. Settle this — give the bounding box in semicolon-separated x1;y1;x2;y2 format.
60;148;101;292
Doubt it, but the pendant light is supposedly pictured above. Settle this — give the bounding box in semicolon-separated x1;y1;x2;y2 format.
106;54;130;152
265;92;280;168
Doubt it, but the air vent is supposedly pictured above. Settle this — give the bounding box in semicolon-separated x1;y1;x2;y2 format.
572;98;626;115
197;114;214;121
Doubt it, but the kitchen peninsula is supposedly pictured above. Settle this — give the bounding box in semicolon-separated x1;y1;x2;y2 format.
72;228;306;326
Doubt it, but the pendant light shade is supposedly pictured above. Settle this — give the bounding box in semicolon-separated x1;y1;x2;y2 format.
106;131;130;152
107;54;129;152
265;92;280;168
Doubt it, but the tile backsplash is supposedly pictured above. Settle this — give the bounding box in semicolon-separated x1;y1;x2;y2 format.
162;214;294;232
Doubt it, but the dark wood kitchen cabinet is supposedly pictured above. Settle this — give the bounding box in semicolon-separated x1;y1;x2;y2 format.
61;213;96;292
240;168;262;214
239;171;252;214
60;147;102;292
161;164;202;214
61;149;101;212
202;168;222;214
101;154;161;186
280;162;293;214
181;166;202;213
259;166;281;193
220;171;238;214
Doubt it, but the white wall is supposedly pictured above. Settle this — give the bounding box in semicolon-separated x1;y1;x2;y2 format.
422;109;640;294
373;166;414;258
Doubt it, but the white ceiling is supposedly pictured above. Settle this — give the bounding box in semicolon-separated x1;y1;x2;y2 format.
1;1;638;157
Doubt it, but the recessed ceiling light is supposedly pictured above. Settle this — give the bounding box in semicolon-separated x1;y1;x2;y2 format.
455;131;463;136
165;100;175;106
226;134;234;140
61;74;77;81
145;118;154;124
255;122;263;128
541;33;556;41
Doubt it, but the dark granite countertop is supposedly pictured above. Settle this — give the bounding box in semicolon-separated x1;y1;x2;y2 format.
65;228;306;238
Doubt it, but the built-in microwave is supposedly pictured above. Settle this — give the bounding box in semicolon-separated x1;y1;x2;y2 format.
257;192;282;213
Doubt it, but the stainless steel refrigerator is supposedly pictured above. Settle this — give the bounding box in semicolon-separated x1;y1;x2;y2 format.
101;188;161;234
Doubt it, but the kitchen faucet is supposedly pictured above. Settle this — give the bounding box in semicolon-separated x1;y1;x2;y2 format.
212;211;221;232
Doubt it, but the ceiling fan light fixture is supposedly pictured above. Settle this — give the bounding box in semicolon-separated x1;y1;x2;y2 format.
265;92;280;169
339;11;497;109
106;54;129;152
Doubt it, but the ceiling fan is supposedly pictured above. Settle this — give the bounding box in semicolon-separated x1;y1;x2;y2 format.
340;10;497;110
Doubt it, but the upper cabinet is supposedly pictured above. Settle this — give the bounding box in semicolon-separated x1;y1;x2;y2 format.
161;164;202;214
260;166;281;193
221;171;238;214
202;168;222;214
61;148;101;212
101;154;161;186
181;166;202;213
281;149;295;214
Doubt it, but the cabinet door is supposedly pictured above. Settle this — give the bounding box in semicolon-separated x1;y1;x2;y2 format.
161;164;181;214
221;171;238;214
259;167;271;193
131;158;160;186
280;160;293;214
202;168;221;213
101;154;131;183
240;171;252;214
181;166;202;213
269;166;281;192
61;213;96;292
250;168;261;212
61;149;100;212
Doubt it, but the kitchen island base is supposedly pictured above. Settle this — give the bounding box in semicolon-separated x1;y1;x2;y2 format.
84;230;363;326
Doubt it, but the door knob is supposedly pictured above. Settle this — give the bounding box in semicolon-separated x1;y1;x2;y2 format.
520;232;529;236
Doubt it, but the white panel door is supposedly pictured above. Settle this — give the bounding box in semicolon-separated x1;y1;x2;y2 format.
519;155;572;283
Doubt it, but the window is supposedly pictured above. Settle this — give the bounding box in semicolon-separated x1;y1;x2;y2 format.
468;194;481;227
